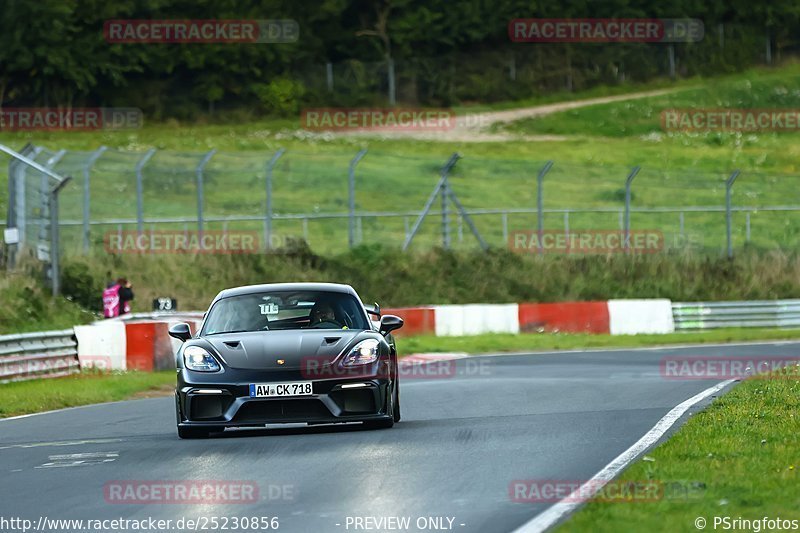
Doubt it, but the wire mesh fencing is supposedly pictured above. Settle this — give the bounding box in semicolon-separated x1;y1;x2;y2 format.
5;144;800;259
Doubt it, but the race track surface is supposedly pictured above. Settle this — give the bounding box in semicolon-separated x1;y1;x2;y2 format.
1;342;793;533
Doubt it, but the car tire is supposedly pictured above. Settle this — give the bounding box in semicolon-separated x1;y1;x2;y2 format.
393;381;401;422
365;417;394;429
365;383;396;429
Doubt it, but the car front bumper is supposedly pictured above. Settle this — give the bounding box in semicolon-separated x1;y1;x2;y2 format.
176;366;393;428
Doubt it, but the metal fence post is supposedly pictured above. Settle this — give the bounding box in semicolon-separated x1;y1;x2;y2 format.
135;149;156;235
726;170;741;258
668;45;676;79
746;212;751;242
40;151;66;246
387;58;396;106
82;146;107;253
403;153;460;251
624;166;641;250
348;149;367;248
440;154;460;249
265;148;285;250
442;173;450;249
13;145;41;248
537;161;553;255
50;176;72;297
195;149;216;235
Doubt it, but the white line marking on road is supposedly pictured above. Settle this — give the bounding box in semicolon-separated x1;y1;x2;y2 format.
35;451;119;469
512;379;736;533
0;438;122;451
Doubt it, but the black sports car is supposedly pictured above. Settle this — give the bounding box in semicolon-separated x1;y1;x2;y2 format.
169;282;404;438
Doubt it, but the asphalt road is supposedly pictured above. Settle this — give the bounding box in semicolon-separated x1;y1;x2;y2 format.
1;342;795;533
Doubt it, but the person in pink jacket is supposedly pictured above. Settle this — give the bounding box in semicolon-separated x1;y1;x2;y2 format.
102;278;134;318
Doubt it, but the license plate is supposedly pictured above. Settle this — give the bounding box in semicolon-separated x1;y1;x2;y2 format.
249;382;313;398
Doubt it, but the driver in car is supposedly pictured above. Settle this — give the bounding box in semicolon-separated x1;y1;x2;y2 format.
308;301;342;328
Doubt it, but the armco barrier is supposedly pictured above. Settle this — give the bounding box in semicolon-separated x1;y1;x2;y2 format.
518;302;610;334
0;329;79;382
673;299;800;330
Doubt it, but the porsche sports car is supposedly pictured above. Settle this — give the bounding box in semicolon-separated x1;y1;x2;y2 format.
169;282;404;438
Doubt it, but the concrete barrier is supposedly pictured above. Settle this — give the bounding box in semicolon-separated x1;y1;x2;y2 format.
434;304;520;336
608;299;675;335
518;302;610;334
74;321;127;370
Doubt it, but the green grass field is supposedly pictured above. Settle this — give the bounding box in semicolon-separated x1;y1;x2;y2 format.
558;370;800;532
2;63;800;256
0;370;175;418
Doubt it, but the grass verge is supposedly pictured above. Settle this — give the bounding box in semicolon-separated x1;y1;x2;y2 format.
557;370;800;532
398;328;800;355
0;370;176;418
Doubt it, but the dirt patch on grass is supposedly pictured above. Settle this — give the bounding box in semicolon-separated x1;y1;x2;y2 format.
130;383;175;399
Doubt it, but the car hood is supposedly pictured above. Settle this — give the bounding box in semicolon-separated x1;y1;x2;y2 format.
203;329;366;370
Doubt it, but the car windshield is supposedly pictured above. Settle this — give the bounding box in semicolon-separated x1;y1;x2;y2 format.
202;290;370;335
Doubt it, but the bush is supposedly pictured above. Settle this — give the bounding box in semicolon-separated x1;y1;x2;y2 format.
58;248;800;311
252;78;306;117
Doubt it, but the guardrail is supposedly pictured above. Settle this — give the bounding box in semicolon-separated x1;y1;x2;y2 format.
115;311;205;323
673;300;800;330
0;329;79;382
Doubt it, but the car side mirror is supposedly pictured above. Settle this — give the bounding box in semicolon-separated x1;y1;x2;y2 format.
379;314;403;335
168;322;192;342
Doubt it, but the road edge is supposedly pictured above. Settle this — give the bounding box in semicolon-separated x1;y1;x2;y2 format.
512;378;737;533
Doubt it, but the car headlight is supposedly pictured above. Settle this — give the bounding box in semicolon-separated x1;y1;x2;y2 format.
342;339;380;366
183;345;221;372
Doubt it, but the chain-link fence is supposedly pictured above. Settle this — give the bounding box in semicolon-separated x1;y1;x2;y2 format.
290;23;789;108
4;144;800;261
3;144;72;294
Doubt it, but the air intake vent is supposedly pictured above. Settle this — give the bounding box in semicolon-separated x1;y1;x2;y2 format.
223;341;241;348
